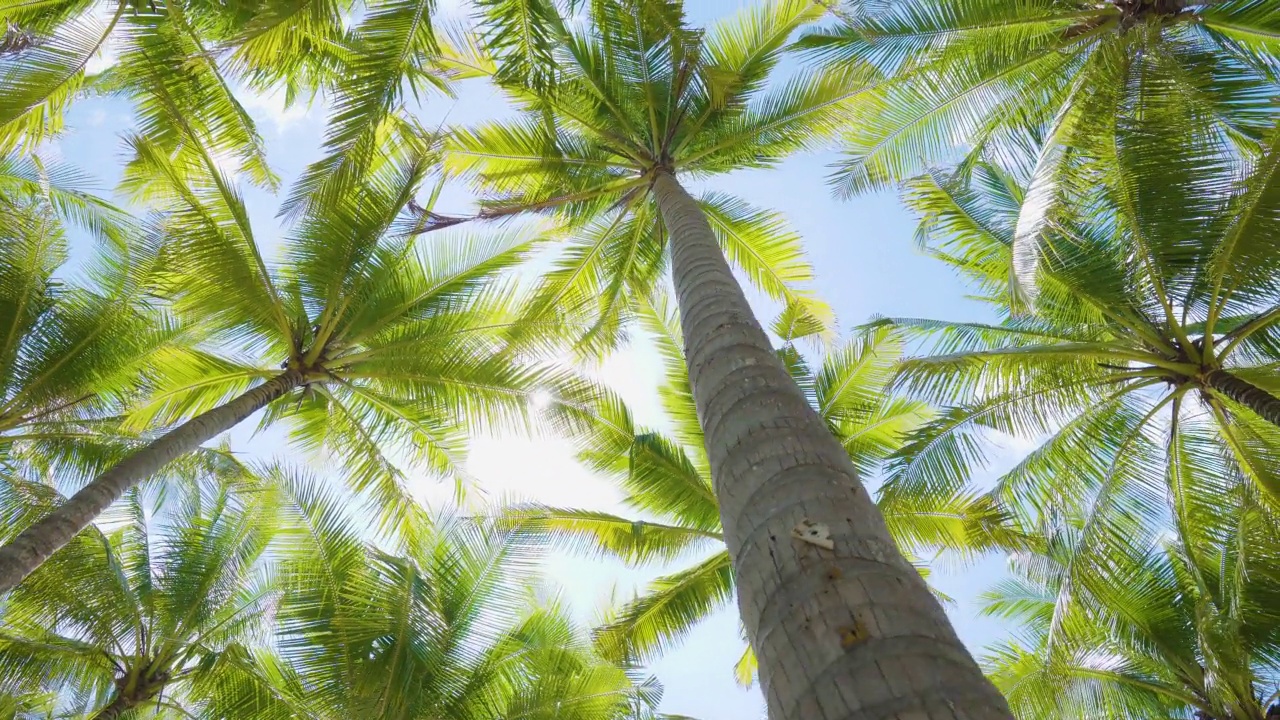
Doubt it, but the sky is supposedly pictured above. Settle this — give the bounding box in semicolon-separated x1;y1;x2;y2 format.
42;1;1033;717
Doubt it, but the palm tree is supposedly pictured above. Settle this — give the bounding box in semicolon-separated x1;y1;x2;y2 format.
205;467;672;720
801;0;1280;198
443;1;1012;715
0;158;218;494
2;461;662;720
980;480;1280;720
0;126;577;592
875;146;1280;604
2;0;461;204
0;460;284;718
510;294;1023;686
1;0;277;182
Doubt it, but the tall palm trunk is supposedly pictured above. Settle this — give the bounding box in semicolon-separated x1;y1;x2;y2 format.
92;691;141;717
652;171;1012;720
1203;369;1280;428
93;666;171;720
92;694;135;720
0;370;303;593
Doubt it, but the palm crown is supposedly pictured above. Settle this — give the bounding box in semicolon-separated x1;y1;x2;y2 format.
0;460;283;716
248;470;669;720
0;122;589;589
443;0;869;350
981;488;1280;720
1;461;668;720
802;0;1280;197
511;293;1021;685
875;142;1280;621
0;162;205;485
125;127;578;536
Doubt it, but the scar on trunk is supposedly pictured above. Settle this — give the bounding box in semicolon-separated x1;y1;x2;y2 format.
791;519;833;550
839;618;869;649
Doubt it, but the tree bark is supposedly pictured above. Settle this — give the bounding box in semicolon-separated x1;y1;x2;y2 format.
1203;369;1280;428
0;371;304;594
652;171;1013;720
92;694;136;720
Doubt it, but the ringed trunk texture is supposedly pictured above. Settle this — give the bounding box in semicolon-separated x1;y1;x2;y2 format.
1204;369;1280;428
0;371;303;594
652;171;1012;720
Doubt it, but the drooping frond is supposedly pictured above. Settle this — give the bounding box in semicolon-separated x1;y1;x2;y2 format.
284;0;449;218
804;0;1280;196
0;8;118;152
112;5;277;189
593;550;734;664
474;0;566;90
0;152;135;244
503;506;718;565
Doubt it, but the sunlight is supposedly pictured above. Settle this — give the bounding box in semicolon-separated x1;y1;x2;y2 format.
530;389;553;410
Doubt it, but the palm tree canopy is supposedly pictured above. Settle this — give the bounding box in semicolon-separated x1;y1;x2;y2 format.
875;142;1280;639
213;467;671;720
2;0;276;184
1;0;470;207
802;0;1280;197
981;485;1280;720
113;119;589;543
0;459;283;717
1;461;671;720
442;0;867;352
0;162;212;486
508;292;1023;684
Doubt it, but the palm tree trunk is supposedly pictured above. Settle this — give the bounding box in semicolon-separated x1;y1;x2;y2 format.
92;694;136;720
1204;369;1280;428
0;371;304;593
652;171;1012;720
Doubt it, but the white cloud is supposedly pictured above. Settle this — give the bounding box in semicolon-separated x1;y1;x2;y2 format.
84;6;119;75
209;148;244;179
434;0;468;21
37;138;64;162
239;86;312;135
85;42;118;75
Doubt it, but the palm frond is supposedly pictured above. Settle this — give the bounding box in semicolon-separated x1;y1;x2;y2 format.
593;550;733;664
0;7;119;152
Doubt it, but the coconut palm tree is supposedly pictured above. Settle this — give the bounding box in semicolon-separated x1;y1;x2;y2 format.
980;476;1280;720
0;460;285;718
0;157;222;492
1;0;276;183
875;144;1280;600
444;1;1012;716
1;462;666;720
0;122;579;592
1;0;463;203
510;293;1023;687
206;467;672;720
802;0;1280;199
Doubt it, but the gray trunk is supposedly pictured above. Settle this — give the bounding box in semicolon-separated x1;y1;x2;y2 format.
0;371;303;594
1204;369;1280;429
652;171;1012;720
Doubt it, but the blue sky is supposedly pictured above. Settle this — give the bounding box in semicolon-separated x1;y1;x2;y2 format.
44;1;1029;716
